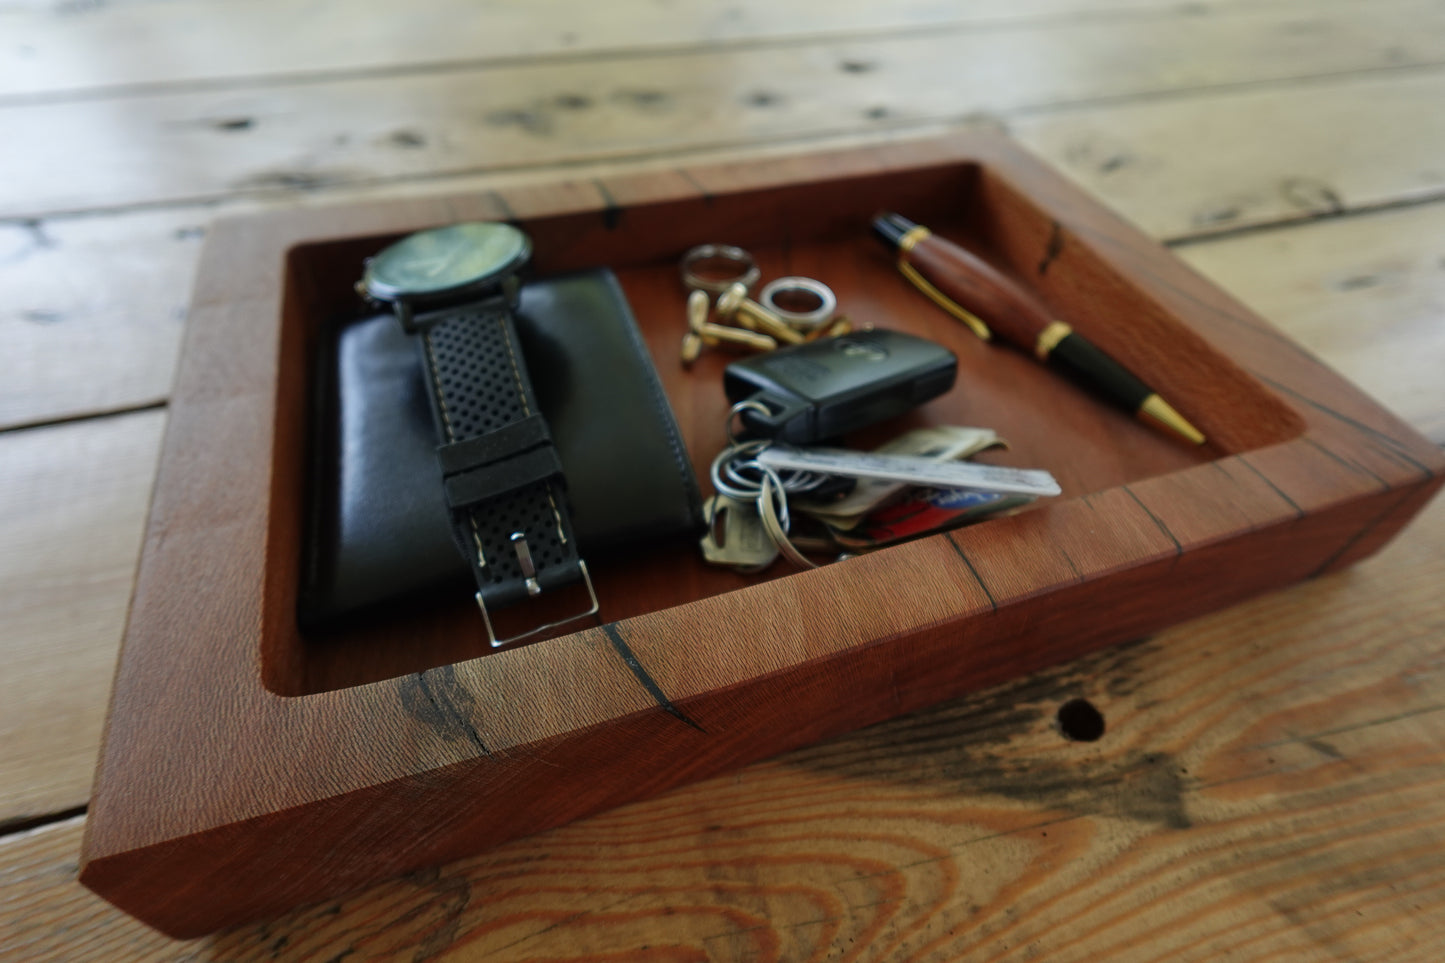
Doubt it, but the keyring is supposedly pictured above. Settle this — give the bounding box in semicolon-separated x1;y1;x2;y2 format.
714;401;829;501
681;244;761;295
725;399;772;445
710;441;767;500
758;471;818;569
759;276;837;330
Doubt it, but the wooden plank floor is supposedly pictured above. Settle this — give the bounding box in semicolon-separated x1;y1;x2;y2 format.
2;1;1443;959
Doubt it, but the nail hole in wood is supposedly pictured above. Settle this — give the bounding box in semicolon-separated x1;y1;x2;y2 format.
1057;698;1105;742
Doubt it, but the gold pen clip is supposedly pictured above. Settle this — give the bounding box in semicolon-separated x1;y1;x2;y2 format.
895;226;992;342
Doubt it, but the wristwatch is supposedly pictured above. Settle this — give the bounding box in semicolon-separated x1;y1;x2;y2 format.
359;221;597;647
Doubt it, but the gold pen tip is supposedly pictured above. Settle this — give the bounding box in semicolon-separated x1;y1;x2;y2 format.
1138;394;1206;446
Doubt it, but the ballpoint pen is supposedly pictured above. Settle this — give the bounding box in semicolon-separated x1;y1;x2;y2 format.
872;211;1205;446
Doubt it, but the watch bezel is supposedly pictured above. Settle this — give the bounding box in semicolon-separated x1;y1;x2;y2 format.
361;221;533;306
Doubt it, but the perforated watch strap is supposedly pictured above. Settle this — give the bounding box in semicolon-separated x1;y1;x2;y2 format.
416;302;583;610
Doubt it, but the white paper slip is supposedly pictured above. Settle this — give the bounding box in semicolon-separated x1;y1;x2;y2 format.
757;446;1062;497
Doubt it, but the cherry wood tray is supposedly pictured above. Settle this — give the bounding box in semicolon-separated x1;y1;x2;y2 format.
79;133;1443;937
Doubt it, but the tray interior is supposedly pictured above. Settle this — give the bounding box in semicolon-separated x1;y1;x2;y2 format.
270;160;1303;696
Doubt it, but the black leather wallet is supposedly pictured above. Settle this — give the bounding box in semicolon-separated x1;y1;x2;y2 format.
298;268;703;627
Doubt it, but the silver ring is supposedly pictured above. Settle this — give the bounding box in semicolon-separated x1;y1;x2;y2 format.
725;399;772;445
710;441;767;501
759;276;836;330
747;462;791;532
681;244;760;295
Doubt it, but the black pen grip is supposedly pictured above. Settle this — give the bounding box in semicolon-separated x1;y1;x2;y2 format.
1045;332;1152;413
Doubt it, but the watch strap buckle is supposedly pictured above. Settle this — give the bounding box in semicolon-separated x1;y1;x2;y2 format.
478;558;600;649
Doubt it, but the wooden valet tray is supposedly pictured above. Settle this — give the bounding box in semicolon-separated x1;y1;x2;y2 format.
80;133;1443;937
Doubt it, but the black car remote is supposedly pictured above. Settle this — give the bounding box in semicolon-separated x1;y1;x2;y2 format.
723;329;957;444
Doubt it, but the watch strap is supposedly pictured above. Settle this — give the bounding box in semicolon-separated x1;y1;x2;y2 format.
415;300;595;641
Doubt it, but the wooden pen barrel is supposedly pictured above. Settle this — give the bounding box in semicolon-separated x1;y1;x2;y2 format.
900;230;1054;346
904;231;1157;409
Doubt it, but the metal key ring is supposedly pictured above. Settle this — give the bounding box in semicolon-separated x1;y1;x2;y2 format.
715;401;834;501
744;461;791;532
681;244;761;295
724;457;826;497
725;399;773;445
711;442;830;505
758;471;818;569
710;440;769;501
759;276;837;330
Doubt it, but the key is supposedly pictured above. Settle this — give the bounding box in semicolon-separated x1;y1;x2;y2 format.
699;494;779;571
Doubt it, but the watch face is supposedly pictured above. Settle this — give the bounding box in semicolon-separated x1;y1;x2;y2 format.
363;222;531;301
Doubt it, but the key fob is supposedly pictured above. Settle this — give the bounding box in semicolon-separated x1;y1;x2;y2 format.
723;329;957;444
